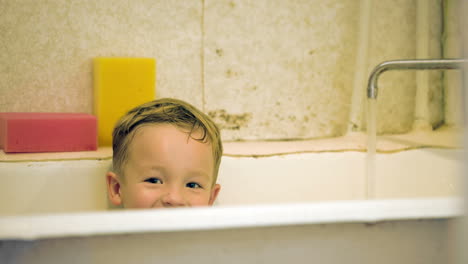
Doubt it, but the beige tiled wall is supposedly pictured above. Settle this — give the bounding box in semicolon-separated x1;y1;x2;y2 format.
444;0;463;127
0;0;204;112
0;0;452;141
363;0;443;134
204;0;358;140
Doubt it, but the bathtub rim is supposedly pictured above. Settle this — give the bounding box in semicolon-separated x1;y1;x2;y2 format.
0;197;463;241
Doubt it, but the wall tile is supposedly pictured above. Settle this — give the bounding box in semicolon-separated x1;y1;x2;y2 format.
443;0;463;127
0;0;203;113
204;0;359;140
366;0;417;134
365;0;443;134
0;0;449;141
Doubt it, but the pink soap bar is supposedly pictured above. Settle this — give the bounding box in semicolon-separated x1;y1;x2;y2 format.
0;113;97;153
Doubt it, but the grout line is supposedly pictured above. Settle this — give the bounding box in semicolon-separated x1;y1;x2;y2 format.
347;0;372;132
414;0;431;126
441;0;447;125
201;0;206;112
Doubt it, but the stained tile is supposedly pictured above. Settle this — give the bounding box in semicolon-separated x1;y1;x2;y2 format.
366;0;443;134
204;0;359;140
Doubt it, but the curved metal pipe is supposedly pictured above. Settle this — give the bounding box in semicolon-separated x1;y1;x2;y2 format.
367;58;468;99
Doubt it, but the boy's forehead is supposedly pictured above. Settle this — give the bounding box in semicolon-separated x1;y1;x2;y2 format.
125;124;215;174
129;123;209;150
133;123;203;140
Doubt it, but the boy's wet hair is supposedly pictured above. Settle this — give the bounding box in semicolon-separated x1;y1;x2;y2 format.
112;98;223;184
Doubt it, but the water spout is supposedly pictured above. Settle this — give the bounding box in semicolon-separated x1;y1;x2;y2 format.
366;58;467;199
367;59;467;99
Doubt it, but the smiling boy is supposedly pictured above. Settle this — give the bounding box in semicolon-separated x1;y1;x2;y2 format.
106;98;222;208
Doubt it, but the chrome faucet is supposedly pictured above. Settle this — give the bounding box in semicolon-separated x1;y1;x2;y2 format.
364;58;467;200
367;58;468;99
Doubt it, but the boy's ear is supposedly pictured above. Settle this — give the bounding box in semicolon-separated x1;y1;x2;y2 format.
208;183;221;205
106;171;123;206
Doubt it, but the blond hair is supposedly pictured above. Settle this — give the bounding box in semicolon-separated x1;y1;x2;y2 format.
112;98;223;184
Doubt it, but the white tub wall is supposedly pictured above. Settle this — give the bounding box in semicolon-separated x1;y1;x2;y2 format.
0;148;462;215
219;149;462;205
0;160;111;215
1;152;366;215
374;148;463;199
217;152;366;205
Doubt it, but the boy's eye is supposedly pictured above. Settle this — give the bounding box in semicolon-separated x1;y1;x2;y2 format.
144;177;162;184
186;182;201;189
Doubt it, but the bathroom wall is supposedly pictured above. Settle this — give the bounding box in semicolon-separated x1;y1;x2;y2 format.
0;3;463;260
0;0;204;112
443;0;464;127
0;0;456;141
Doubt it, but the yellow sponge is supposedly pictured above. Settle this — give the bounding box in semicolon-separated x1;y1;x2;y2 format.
94;57;156;146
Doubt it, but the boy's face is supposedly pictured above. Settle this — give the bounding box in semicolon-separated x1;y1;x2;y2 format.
106;124;220;208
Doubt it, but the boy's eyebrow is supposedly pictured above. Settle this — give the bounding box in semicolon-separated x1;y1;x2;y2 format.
148;166;211;179
134;165;166;178
186;170;211;179
149;165;165;171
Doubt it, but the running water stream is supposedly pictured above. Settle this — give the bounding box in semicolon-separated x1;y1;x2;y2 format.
366;98;377;199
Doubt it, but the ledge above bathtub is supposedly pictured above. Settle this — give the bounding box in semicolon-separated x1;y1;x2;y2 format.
0;198;463;241
0;126;461;161
0;147;113;162
224;126;462;157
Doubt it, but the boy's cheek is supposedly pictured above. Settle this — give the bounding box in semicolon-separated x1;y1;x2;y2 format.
139;192;163;208
122;186;214;208
122;186;156;208
187;192;215;207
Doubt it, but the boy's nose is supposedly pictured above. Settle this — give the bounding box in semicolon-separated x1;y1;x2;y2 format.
161;187;186;207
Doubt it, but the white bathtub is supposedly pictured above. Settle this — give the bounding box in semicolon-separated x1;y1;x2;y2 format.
0;198;462;264
0;148;462;215
0;148;464;263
